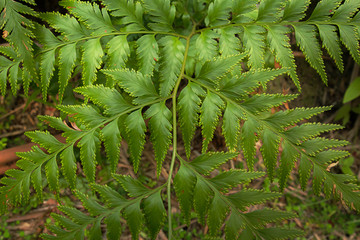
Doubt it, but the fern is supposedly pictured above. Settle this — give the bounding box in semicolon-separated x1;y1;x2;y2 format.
1;0;360;239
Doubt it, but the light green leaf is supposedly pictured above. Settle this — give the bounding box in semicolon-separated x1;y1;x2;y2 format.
174;164;196;224
136;34;159;76
145;101;172;175
107;35;130;68
159;36;185;96
60;145;77;189
178;82;205;158
190;152;238;176
279;141;299;190
125;109;146;172
81;38;104;85
101;119;122;173
142;191;166;239
113;174;149;197
78;130;100;182
200;91;224;152
123;200;144;240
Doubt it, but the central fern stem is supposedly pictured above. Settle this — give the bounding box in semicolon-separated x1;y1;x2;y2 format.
166;27;194;239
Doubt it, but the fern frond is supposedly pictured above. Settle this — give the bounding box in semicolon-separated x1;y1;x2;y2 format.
283;0;310;21
178;82;205;158
242;25;266;68
195;29;219;62
231;0;257;23
257;0;286;23
145;101;173;175
158;36;185;96
205;0;232;26
200;91;224;152
107;35;130;69
174;154;300;238
143;0;175;32
136;34;159;76
102;0;145;31
103;68;159;105
293;25;327;84
60;0;116;35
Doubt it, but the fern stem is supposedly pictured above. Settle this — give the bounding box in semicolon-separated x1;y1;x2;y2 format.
166;26;194;239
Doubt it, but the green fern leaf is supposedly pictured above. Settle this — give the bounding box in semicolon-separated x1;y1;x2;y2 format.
58;43;77;102
197;54;247;86
222;101;244;150
338;25;360;65
200;91;224;152
193;178;212;225
38;116;82;142
261;129;280;181
174;164;196;223
102;0;145;30
294;25;327;84
242;94;298;115
74;190;106;216
123;200;144;240
245;208;297;228
225;210;245;239
78;130;100;182
58;105;107;129
74;85;132;116
90;183;126;208
207;193;229;236
59;205;93;225
81;38;104;85
60;145;77;189
159;36;185;96
45;156;59;194
284;123;343;144
142;191;166;239
241;117;261;170
25;131;64;153
205;0;231;26
283;0;310;21
190;152;238;176
227;189;282;211
41;12;87;40
331;0;360;22
242;25;266;68
317;24;344;72
40;49;56;99
136;35;159;76
60;0;116;34
232;0;257;23
103;69;159;105
266;25;300;89
264;106;332;130
219;27;241;56
220;68;288;100
195;30;219;62
101;119;122;173
178;82;205;158
145;101;172;175
107;35;130;69
299;154;313;190
105;210;122;240
89;219;102;240
308;0;341;21
31;167;43;202
8;63;19;95
113;174;149;198
209;170;265;192
257;0;286;22
143;0;175;32
300;138;349;155
313;149;349;165
125;109;146;172
279;141;299;190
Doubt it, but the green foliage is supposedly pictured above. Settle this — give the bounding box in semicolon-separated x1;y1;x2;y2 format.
1;0;360;239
